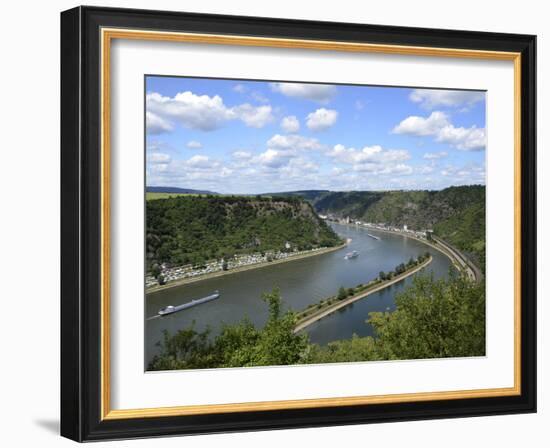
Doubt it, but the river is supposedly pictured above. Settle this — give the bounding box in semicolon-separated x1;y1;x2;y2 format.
145;223;453;365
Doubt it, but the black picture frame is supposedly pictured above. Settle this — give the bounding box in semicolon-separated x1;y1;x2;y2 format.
61;5;536;442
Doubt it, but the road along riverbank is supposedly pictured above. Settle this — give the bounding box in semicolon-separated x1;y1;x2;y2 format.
431;235;481;283
360;225;479;282
146;242;348;294
293;255;433;333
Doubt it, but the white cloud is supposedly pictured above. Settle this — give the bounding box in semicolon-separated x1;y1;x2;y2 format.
251;91;269;104
328;144;412;176
306;108;338;131
147;152;171;164
146;91;273;132
147;91;231;131
280;115;300;133
328;144;410;165
417;165;435;174
352;162;413;175
436;125;486;150
393;111;486;151
380;164;414;175
233;84;247;93
440;162;485;184
186;140;202;149
270;82;336;103
232;151;253;160
250;134;323;170
280;157;319;177
409;89;485;109
423;151;448;159
393;111;450;136
256;149;292;168
186;155;216;169
267;134;322;151
146;111;173;134
233;104;273;128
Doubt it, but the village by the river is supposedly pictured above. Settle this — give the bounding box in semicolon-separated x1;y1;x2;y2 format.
145;222;464;365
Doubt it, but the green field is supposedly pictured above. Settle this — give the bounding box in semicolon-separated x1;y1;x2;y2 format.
146;192;200;201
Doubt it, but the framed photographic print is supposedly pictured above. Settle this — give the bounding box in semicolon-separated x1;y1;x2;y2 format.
60;6;536;442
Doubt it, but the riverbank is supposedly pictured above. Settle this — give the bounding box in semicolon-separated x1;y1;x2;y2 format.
359;225;479;282
146;242;348;294
293;255;433;333
431;235;481;282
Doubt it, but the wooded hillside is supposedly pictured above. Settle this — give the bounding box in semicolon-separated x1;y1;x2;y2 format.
146;195;342;269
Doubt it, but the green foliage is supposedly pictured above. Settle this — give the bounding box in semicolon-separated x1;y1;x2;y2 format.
307;334;381;363
433;200;486;272
157;273;166;285
264;190;330;202
395;263;406;274
310;185;485;272
308;272;485;363
146;192;197;201
150;264;161;278
148;289;309;370
368;272;485;359
146;195;342;269
297;254;430;323
312;185;484;230
149;272;485;371
147;325;218;371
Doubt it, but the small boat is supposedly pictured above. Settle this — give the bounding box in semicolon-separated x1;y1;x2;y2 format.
344;250;359;260
158;305;176;316
367;233;381;240
158;290;220;316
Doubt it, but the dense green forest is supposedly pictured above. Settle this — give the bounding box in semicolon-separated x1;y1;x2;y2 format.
146;195;342;269
148;273;485;370
274;185;486;270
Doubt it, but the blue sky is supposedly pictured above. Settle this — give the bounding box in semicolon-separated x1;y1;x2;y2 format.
146;76;486;194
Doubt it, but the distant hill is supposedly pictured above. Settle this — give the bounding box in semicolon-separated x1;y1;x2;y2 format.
263;190;330;202
146;186;218;195
146;195;342;268
307;185;486;271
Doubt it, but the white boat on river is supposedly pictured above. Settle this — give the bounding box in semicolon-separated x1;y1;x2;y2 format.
158;291;220;316
344;250;359;260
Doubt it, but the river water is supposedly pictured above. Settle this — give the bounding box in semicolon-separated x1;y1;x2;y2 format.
145;223;453;365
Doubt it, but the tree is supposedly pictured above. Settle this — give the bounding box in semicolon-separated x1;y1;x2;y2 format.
150;264;161;278
246;288;309;366
149;276;485;371
149;288;308;370
395;263;406;275
368;272;485;360
157;273;166;285
337;286;347;300
379;271;386;281
307;273;486;364
145;195;343;270
148;325;217;371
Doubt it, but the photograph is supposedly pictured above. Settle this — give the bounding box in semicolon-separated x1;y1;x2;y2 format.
144;77;487;371
56;4;537;442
